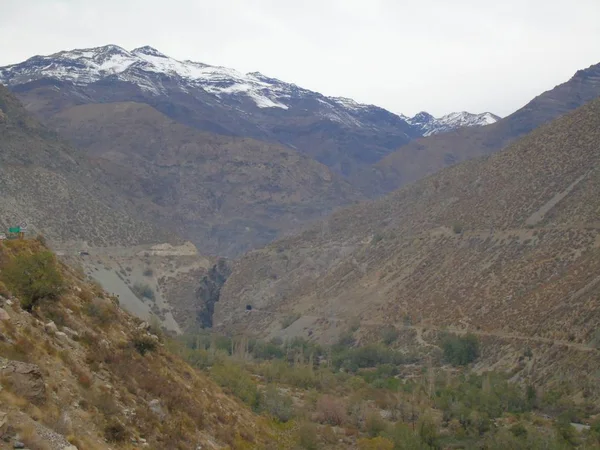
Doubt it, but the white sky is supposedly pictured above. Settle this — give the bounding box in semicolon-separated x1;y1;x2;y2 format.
1;0;599;117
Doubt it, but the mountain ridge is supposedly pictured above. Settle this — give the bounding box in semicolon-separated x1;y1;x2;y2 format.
0;84;174;248
214;96;600;362
0;44;499;177
366;60;600;194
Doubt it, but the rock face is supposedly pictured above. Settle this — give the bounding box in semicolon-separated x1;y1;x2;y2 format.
196;259;232;329
0;358;46;404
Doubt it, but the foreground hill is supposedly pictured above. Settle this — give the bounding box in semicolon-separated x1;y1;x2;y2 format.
0;85;172;247
0;239;279;449
46;101;363;256
214;98;600;390
363;61;600;194
1;45;496;178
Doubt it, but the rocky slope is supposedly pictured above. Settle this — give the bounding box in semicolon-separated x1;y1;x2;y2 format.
213;98;600;388
0;85;173;248
365;61;600;194
0;239;279;449
0;45;496;178
46;101;363;256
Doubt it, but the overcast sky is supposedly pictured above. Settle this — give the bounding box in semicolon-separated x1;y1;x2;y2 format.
2;0;599;117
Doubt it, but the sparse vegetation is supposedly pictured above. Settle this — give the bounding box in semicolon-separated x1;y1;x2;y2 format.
132;333;158;355
281;313;301;329
452;222;464;234
0;250;64;310
132;281;155;301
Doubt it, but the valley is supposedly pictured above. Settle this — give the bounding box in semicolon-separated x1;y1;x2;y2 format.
1;38;600;449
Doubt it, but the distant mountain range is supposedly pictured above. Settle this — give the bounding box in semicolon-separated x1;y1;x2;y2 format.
1;45;599;257
0;45;498;177
401;111;499;137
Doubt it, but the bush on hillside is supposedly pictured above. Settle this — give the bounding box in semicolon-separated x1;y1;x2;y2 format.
442;333;480;366
1;251;64;310
132;333;158;356
380;326;399;345
211;362;259;408
132;282;155;301
258;385;294;422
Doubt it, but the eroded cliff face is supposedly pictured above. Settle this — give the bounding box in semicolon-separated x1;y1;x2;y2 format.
196;259;232;329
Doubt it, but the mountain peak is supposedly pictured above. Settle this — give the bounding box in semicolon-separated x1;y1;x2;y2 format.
401;110;500;136
132;46;167;58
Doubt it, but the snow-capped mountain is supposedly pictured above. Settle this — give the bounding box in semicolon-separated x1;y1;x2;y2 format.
401;111;500;137
0;45;499;177
0;45;391;121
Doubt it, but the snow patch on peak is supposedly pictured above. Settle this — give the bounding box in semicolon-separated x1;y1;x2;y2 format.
132;46;167;58
401;110;500;136
0;45;293;110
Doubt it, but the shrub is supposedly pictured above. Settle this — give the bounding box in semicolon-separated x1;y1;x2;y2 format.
296;422;320;450
211;362;259;408
132;333;158;356
371;233;384;244
132;282;155;301
333;343;407;371
366;411;389;437
442;333;480;366
84;299;116;325
1;251;64;310
104;418;128;442
452;223;464;234
258;385;294;422
380;326;399;345
315;395;347;426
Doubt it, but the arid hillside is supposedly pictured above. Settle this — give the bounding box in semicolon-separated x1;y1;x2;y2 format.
214;97;600;387
360;61;600;195
46;101;363;256
0;239;282;449
0;85;173;248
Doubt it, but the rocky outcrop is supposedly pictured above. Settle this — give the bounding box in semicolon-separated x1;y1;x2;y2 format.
0;358;46;404
196;259;231;328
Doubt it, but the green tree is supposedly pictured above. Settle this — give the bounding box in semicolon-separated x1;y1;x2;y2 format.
442;333;480;366
1;251;64;310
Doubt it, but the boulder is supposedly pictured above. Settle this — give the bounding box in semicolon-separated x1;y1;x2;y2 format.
62;327;79;338
148;399;166;420
55;331;69;341
0;308;10;321
44;321;58;333
0;358;46;403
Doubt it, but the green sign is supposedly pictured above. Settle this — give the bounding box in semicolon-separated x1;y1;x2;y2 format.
8;227;20;233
